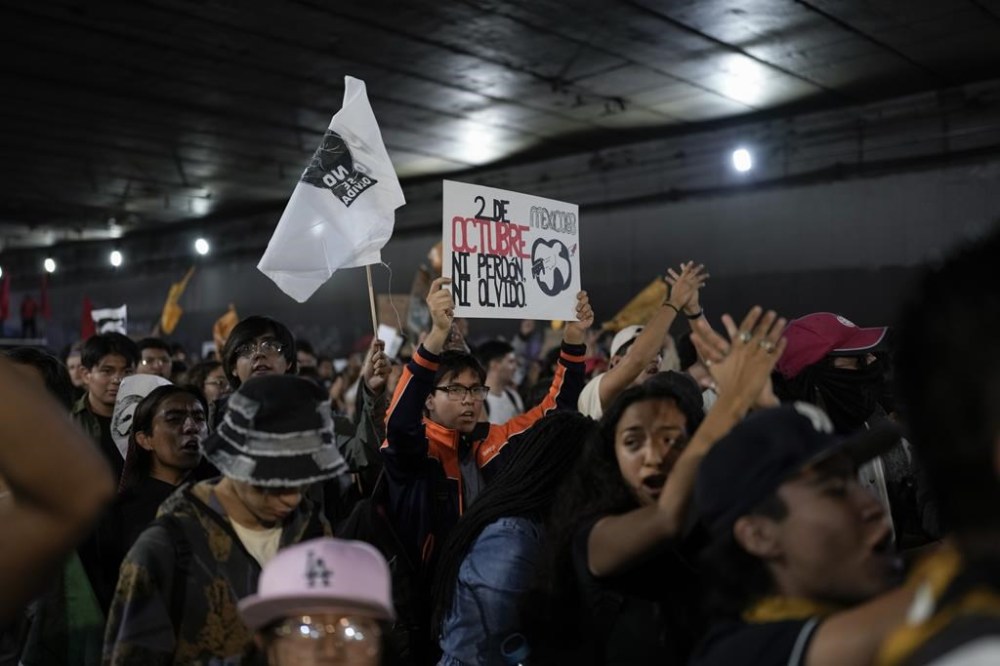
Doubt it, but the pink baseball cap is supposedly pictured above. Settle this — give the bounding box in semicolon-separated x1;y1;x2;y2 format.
238;538;394;630
776;313;888;379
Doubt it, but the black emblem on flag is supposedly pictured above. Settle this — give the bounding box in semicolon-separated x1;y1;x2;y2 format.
301;130;378;208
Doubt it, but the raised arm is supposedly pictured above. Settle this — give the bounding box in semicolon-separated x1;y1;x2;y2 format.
666;260;708;325
597;263;708;410
806;583;915;666
0;356;115;622
337;339;390;491
382;277;454;467
587;307;787;577
497;291;592;437
423;276;454;355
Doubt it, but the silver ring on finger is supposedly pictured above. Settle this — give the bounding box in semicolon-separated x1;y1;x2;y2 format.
738;331;753;344
759;340;776;353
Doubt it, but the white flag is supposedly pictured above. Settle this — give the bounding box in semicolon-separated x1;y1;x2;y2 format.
258;76;406;302
91;305;127;334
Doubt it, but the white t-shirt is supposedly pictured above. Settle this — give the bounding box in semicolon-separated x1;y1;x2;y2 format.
485;389;524;425
578;373;606;420
230;521;282;567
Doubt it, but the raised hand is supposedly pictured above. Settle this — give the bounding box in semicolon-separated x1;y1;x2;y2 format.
691;306;787;414
362;339;390;395
427;277;455;333
664;262;709;313
563;291;595;345
424;277;456;354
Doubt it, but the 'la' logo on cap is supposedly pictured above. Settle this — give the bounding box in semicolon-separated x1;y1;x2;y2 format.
305;551;333;588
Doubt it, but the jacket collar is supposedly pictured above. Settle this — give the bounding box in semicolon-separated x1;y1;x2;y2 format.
72;392;90;416
182;478;320;547
72;392;109;418
422;417;490;450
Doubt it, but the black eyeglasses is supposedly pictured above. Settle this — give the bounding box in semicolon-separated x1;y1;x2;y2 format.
433;385;490;401
235;340;284;359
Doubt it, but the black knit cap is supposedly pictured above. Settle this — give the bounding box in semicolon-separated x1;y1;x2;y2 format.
695;402;898;539
202;374;348;487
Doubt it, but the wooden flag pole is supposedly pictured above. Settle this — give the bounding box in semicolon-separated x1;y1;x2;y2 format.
366;265;379;335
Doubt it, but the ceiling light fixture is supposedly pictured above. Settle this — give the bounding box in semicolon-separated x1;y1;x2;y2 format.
44;257;57;273
732;148;753;173
110;250;123;267
195;238;210;256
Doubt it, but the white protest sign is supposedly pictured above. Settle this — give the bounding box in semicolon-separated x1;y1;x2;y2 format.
442;180;580;320
92;305;128;334
376;323;405;359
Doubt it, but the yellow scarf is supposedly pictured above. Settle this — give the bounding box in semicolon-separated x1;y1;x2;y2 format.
743;596;842;624
874;544;998;666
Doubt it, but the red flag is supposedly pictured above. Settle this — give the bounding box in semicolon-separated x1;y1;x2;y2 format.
81;296;95;340
40;273;51;320
0;275;9;322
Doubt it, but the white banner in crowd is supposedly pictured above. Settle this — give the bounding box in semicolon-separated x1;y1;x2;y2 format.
258;76;406;303
376;323;405;359
442;180;581;320
111;374;172;459
92;305;128;334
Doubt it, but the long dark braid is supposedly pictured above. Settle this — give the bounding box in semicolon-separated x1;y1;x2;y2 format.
429;411;598;635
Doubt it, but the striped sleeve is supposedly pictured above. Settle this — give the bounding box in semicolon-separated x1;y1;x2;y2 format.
381;345;439;462
494;341;586;442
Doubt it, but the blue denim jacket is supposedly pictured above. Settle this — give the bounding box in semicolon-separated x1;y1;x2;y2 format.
438;516;543;666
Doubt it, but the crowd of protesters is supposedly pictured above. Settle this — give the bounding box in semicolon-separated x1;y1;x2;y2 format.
1;225;1000;666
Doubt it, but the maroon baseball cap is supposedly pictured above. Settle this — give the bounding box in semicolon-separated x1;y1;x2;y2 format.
776;313;887;379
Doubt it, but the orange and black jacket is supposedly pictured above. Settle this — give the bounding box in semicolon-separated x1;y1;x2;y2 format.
380;341;586;567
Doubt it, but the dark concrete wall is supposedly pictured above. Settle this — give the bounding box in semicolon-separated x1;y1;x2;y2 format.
14;157;999;357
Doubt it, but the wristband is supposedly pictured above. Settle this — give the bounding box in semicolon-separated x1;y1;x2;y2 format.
685;309;704;320
663;302;681;315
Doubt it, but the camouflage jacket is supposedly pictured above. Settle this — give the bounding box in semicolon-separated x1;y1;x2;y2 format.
102;479;330;665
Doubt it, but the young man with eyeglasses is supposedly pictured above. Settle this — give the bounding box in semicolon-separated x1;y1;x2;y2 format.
219;316;391;523
73;332;140;481
136;337;174;379
381;277;592;570
220;316;299;390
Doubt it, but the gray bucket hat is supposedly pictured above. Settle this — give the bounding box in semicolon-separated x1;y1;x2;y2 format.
202;374;348;486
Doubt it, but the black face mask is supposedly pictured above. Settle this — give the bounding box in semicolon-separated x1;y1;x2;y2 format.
812;359;885;434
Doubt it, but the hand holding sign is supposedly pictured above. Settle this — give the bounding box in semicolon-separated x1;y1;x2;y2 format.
563;291;595;345
425;277;455;354
443;181;580;320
